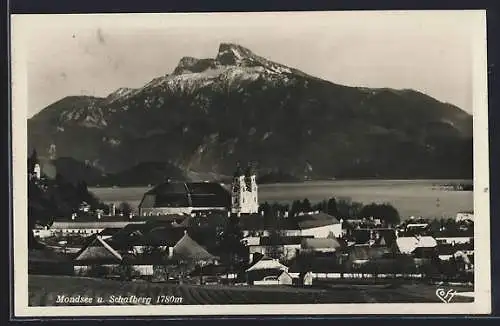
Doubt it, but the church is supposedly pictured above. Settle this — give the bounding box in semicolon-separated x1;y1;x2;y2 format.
138;163;259;217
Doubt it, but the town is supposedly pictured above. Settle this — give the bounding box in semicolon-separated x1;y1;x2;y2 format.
28;154;474;289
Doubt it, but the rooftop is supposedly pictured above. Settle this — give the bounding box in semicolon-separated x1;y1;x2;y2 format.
140;182;231;209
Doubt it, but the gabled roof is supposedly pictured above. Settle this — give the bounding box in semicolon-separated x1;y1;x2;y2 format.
172;233;215;262
246;258;288;272
74;236;122;263
295;212;340;230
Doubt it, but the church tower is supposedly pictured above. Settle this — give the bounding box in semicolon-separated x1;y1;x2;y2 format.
231;162;258;214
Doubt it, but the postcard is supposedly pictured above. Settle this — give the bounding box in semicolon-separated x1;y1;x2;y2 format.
10;10;491;317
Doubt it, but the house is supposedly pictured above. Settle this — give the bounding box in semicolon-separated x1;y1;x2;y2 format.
434;231;473;245
456;211;474;222
348;228;396;246
50;215;145;236
395;236;437;254
347;245;392;269
300;238;341;253
32;225;53;238
295;212;342;238
243;235;312;262
239;212;342;239
79;201;91;213
288;252;344;280
172;232;217;264
73;235;124;276
245;257;289;284
254;271;293;286
437;244;457;261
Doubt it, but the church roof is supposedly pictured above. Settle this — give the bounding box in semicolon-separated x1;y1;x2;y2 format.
139;182;231;209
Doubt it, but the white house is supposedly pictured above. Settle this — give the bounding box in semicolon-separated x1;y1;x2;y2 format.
296;212;342;238
456;211;474;222
396;236;437;254
434;236;472;245
51;219;145;236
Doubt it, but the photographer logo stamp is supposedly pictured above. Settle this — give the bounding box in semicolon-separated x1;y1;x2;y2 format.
435;288;457;303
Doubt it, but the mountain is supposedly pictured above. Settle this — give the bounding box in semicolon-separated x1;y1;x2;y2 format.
28;43;473;180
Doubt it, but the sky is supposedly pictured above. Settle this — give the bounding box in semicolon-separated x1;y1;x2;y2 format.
15;11;482;117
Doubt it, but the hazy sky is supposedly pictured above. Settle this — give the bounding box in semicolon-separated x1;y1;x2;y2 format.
17;11;481;117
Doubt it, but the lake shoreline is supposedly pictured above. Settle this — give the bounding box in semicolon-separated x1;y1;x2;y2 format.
88;179;473;220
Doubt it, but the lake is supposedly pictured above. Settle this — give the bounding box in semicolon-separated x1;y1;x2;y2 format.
89;179;473;220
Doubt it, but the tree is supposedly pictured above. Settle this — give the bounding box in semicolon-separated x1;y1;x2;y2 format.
359;202;400;226
327;197;338;216
118;202;133;215
289;200;302;218
28;149;39;172
219;216;247;271
301;198;312;212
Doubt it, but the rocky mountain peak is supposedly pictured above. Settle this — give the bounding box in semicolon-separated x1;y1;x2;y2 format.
215;43;255;65
172;56;217;75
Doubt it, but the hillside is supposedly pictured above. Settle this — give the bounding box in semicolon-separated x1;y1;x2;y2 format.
28;43;473;180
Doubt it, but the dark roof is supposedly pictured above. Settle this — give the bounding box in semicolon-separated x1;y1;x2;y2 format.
454;242;474;251
412;247;438;258
172;233;215;261
99;228;122;236
108;223;188;248
139;182;230;209
258;236;313;246
437;244;456;256
295;212;340;229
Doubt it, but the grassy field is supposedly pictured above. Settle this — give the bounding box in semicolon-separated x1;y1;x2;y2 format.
29;275;474;306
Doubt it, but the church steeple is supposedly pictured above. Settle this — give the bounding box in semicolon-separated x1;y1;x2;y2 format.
234;161;244;177
231;161;258;215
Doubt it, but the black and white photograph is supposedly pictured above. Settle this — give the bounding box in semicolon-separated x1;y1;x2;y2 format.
11;10;490;316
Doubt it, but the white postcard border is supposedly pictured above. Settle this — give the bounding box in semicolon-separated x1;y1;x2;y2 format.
11;10;491;317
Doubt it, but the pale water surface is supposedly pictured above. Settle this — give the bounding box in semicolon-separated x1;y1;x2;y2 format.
89;179;473;220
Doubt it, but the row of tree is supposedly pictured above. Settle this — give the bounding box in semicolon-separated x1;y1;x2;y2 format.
257;197;401;225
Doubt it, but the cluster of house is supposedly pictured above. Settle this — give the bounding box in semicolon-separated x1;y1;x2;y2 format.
30;164;475;285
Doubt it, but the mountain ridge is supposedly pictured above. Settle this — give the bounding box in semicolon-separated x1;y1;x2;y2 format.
28;43;473;180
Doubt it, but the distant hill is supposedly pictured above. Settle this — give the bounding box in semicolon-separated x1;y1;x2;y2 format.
28;43;473;180
97;161;186;187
